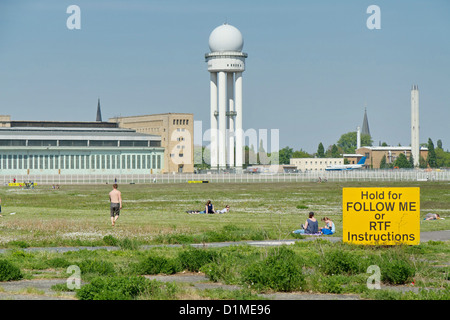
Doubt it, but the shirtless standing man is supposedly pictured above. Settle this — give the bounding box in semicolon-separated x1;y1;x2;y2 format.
109;184;122;226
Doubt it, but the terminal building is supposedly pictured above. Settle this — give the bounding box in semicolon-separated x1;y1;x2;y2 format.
109;113;194;173
0;118;164;175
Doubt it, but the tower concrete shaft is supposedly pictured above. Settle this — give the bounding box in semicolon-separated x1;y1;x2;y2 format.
411;85;420;167
210;73;218;168
206;51;247;170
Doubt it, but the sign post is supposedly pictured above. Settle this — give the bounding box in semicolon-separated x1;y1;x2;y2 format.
343;187;420;245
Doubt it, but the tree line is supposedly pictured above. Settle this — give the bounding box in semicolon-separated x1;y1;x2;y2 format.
194;132;450;169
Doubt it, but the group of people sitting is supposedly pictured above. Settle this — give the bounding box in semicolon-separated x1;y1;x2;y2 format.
187;202;335;236
186;200;230;214
187;201;445;237
292;211;335;235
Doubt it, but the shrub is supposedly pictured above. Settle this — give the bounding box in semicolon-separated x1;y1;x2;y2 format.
103;235;119;246
178;248;219;272
76;276;150;300
201;245;261;285
320;249;364;275
242;246;305;292
47;257;72;269
77;276;180;300
78;259;115;276
0;259;23;281
154;233;195;245
133;255;182;275
378;252;415;285
119;238;140;250
320;275;344;294
7;240;29;248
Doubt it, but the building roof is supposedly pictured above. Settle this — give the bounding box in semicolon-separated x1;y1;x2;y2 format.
109;113;194;120
10;121;118;128
357;146;428;151
0;127;160;141
343;154;363;157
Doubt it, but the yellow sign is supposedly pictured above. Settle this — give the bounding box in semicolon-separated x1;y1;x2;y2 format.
8;182;37;187
343;187;420;245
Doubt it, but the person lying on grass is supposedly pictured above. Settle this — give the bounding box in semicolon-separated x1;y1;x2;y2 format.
424;213;442;220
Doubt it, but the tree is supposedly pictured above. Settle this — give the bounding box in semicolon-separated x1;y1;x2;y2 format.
330;144;340;158
379;154;387;169
437;139;443;150
317;142;325;158
435;147;450;168
393;153;411;168
258;139;269;164
427;138;437;168
419;156;427;169
292;149;311;158
278;146;293;165
337;132;373;154
244;145;257;168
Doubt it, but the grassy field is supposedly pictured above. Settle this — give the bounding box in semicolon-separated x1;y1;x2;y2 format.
0;180;449;300
0;180;448;247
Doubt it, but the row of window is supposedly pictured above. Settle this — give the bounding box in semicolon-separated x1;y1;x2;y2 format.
172;119;189;126
293;160;341;165
0;140;161;147
0;154;161;170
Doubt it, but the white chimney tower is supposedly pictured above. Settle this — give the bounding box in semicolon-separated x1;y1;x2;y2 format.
411;85;420;167
356;126;361;150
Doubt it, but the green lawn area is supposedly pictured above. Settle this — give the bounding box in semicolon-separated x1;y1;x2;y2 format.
0;180;448;247
0;180;448;300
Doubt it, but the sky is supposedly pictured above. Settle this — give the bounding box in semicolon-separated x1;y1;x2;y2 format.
0;0;449;154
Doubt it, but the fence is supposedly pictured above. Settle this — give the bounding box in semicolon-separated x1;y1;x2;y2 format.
1;169;449;185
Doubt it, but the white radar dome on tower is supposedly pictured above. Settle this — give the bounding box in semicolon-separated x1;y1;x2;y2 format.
208;23;244;52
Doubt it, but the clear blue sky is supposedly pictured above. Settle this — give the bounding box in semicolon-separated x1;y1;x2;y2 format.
1;0;449;154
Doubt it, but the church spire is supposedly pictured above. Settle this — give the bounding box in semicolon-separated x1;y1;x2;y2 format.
96;98;102;122
361;107;370;137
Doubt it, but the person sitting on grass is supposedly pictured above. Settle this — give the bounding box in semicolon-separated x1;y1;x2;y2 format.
200;200;215;214
292;212;318;234
320;217;335;235
187;200;215;214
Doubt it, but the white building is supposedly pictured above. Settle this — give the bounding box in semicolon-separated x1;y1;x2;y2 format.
0;122;164;175
290;158;344;172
